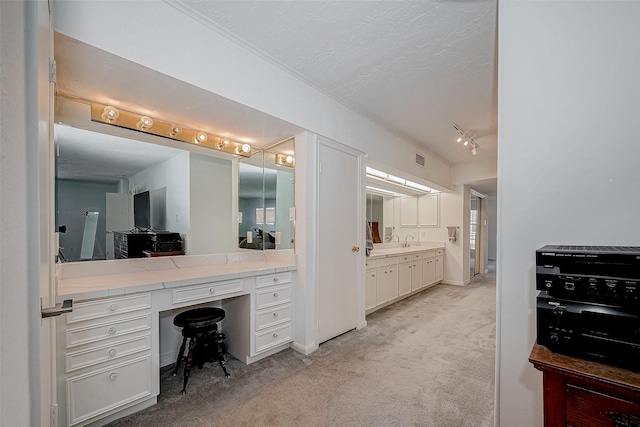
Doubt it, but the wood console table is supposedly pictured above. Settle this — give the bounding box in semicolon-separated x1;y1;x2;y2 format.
529;343;640;426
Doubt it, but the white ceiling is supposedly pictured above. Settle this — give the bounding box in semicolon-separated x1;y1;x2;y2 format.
53;1;497;191
178;0;498;165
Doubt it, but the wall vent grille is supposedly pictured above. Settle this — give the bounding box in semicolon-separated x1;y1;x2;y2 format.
415;153;425;167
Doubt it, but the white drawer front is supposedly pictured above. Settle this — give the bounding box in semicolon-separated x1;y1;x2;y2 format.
255;304;292;331
66;314;151;348
66;294;151;324
66;334;151;373
413;252;424;260
376;257;398;267
255;323;292;353
399;254;413;263
436;249;444;256
256;272;292;289
255;284;292;310
67;355;152;426
425;250;436;258
365;260;375;270
172;279;243;304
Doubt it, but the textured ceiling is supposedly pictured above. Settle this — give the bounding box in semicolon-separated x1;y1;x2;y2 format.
179;0;498;165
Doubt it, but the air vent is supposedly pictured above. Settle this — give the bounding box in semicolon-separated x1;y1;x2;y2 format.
415;153;425;167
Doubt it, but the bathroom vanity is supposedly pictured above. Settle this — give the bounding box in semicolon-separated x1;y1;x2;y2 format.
366;243;445;313
55;251;295;426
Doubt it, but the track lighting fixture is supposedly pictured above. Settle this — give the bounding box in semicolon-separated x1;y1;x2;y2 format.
453;124;479;156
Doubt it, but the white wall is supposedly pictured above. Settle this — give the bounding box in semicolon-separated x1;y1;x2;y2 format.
486;195;497;261
498;2;640;426
129;151;190;242
189;153;236;254
52;0;453;191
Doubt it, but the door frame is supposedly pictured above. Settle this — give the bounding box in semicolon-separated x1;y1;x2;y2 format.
315;136;366;344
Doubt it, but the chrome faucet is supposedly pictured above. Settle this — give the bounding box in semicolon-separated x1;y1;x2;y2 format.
404;235;415;248
389;235;400;243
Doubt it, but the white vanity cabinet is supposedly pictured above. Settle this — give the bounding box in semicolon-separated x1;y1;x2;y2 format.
375;257;398;305
435;249;444;282
422;250;437;288
366;247;444;315
253;272;293;354
57;294;155;427
365;260;377;311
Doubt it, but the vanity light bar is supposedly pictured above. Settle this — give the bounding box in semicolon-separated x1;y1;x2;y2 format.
90;102;252;157
276;153;294;168
366;167;435;194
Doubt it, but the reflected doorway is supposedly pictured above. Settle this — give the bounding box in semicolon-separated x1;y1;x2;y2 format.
470;194;482;279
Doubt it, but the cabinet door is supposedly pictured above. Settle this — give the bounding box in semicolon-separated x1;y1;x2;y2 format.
423;259;436;287
365;271;377;310
387;267;398;301
376;268;398;305
398;263;412;297
435;255;443;282
411;262;423;292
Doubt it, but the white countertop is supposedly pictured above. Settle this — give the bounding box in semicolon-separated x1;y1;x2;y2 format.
56;251;296;302
368;242;445;260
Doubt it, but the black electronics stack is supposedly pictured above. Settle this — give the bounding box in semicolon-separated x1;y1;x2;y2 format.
536;245;640;370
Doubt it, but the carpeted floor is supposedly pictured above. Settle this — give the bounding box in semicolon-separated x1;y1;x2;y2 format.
108;267;496;427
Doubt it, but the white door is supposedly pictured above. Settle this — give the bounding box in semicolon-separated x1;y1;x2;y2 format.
317;139;363;343
106;193;133;259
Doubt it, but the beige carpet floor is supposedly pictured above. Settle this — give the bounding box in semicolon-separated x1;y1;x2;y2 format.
108;267;496;427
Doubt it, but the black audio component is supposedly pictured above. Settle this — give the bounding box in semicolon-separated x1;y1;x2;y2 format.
537;292;640;370
149;232;183;252
536;245;640;306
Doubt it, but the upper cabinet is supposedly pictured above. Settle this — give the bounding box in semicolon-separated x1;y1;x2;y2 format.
417;193;439;227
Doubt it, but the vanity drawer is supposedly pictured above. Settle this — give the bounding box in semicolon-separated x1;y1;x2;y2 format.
365;260;375;270
255;304;292;331
256;272;292;289
172;279;243;304
255;284;292;310
66;314;151;348
436;249;444;256
66;333;151;372
377;257;398;267
255;323;292;353
66;355;152;426
425;250;436;258
66;294;151;325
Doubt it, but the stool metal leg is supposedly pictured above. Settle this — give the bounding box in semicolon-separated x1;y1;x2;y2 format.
216;332;231;378
180;337;196;394
172;335;188;377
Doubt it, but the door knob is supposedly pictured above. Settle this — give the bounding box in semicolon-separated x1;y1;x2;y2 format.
352;246;360;252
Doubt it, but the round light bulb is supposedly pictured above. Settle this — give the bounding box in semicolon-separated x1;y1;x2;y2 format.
102;106;119;121
137;116;153;131
456;137;462;143
464;140;469;146
195;132;208;144
169;126;182;137
218;138;230;149
285;155;294;164
241;143;251;153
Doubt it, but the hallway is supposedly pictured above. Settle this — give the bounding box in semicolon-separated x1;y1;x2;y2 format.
110;269;496;426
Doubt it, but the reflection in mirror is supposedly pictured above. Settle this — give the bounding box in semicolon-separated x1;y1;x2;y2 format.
238;138;295;251
54;99;237;262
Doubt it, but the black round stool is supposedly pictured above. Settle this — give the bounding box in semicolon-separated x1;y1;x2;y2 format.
171;307;230;394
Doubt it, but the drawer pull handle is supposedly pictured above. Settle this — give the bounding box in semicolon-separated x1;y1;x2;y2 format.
109;372;118;381
108;327;117;335
109;304;118;312
273;312;278;317
209;288;216;294
273;292;278;297
109;349;117;357
273;333;278;338
273;278;279;283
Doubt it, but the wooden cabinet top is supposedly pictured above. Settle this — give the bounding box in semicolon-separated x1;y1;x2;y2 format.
530;343;640;394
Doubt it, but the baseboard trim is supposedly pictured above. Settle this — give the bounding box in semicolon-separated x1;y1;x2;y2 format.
291;341;318;356
442;279;466;286
357;320;368;329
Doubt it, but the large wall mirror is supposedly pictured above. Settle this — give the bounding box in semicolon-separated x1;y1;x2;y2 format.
366;174;440;243
54;96;297;262
238;138;295;251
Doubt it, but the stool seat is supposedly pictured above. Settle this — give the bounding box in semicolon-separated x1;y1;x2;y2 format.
173;307;225;329
171;307;230;394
